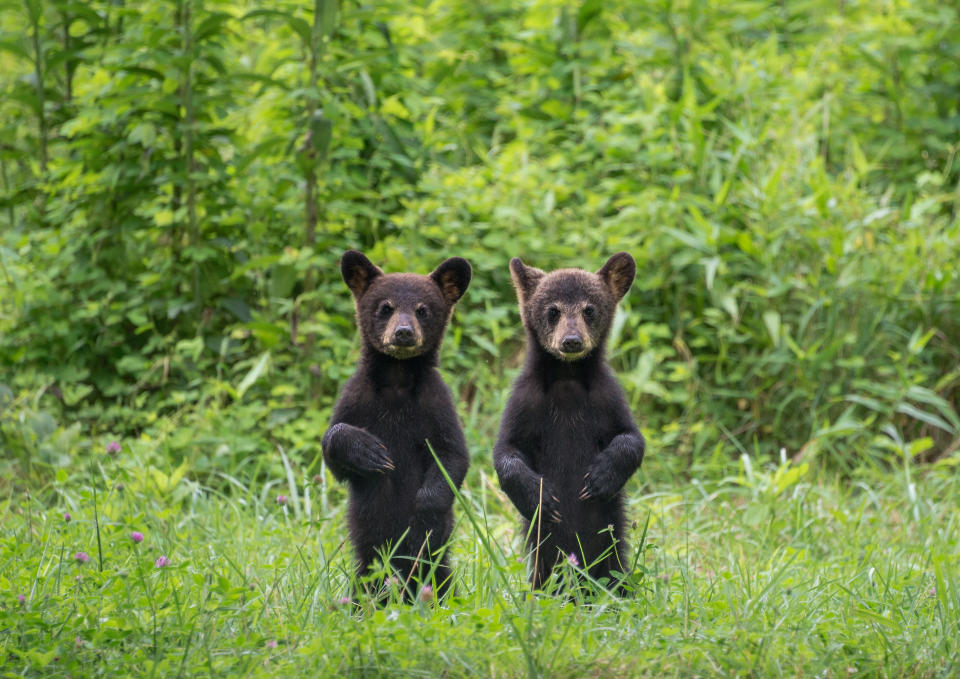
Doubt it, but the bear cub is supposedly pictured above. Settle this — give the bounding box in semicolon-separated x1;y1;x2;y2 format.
494;252;645;590
322;251;471;599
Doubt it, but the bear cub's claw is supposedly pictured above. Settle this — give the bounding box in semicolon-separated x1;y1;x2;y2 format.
353;431;395;474
550;494;563;523
579;462;619;502
538;490;563;524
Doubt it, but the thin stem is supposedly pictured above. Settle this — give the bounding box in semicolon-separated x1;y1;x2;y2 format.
60;7;72;103
134;546;158;658
90;460;103;572
1;156;16;232
533;478;542;592
181;0;201;322
28;0;48;174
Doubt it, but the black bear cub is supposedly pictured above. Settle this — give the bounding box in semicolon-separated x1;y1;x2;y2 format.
494;253;645;591
322;251;471;599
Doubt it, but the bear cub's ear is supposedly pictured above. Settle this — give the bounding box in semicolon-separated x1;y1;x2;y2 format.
430;257;472;304
596;252;636;301
509;257;545;304
341;250;383;299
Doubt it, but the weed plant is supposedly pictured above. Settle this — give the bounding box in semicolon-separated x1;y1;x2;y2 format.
3;438;959;676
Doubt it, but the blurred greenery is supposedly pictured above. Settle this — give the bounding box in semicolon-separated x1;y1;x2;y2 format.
1;0;959;488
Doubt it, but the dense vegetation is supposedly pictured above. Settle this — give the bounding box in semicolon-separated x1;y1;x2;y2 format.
2;0;959;676
5;456;960;676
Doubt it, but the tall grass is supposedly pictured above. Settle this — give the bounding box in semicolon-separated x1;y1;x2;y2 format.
4;439;958;676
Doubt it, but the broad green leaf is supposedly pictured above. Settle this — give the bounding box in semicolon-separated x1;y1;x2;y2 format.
236;351;270;400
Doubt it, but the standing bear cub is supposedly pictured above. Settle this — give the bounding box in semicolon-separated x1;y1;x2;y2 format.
322;251;471;599
494;253;645;591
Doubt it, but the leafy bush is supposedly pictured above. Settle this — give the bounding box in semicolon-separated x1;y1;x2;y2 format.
1;0;957;481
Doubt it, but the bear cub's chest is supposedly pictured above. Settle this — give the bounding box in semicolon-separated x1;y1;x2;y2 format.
532;381;606;466
360;382;443;455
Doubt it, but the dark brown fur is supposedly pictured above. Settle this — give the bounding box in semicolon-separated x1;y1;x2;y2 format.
322;251;471;599
494;253;644;591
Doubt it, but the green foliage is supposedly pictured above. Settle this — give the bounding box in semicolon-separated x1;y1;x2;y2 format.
1;0;958;478
3;3;960;674
2;434;960;676
0;5;960;677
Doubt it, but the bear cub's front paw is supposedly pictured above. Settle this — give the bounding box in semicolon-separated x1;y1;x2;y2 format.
351;429;395;474
579;461;621;501
536;482;563;524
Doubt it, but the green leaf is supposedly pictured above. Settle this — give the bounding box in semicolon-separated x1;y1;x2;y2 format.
762;310;781;346
318;0;337;40
895;403;956;434
540;100;571;120
904;386;960;431
221;298;252;322
845;394;887;413
236;351;270;401
154;210;175;227
851;606;896;628
61;383;93;406
128;122;157;148
270;264;299;299
309;112;333;162
0;39;29;60
194;12;232;42
241;9;312;46
577;0;603;34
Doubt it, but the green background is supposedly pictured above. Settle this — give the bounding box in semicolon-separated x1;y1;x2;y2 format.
1;1;959;676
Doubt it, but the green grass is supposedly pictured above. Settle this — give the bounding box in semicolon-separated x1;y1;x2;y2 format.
2;0;958;675
4;441;959;677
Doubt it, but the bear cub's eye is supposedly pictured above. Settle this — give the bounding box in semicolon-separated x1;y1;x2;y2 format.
377;301;394;317
583;305;596;320
547;306;561;325
415;304;428;319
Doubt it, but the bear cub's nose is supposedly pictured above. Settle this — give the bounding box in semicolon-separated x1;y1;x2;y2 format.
561;335;583;353
394;325;416;346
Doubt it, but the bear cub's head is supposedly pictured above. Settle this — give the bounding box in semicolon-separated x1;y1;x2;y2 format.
340;250;471;359
510;252;636;362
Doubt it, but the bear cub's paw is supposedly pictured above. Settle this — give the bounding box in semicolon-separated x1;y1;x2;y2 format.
578;461;622;502
533;480;563;524
324;423;395;475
